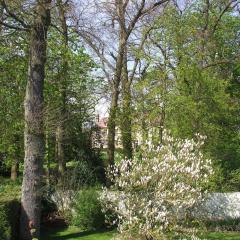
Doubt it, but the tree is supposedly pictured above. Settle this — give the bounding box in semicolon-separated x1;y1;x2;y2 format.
43;24;99;183
19;1;51;239
133;0;240;189
74;0;170;164
0;30;27;180
54;0;69;176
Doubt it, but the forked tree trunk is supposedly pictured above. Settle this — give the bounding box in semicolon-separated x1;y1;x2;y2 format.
20;1;51;239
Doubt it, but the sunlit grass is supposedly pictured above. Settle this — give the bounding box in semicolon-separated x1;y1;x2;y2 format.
205;231;240;239
41;227;115;240
42;227;240;240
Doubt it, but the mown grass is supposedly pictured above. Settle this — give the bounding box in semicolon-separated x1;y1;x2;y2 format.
205;231;240;239
41;227;115;240
42;227;240;240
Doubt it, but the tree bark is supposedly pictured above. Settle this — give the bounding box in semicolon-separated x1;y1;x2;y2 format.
45;131;50;186
56;0;68;176
20;1;51;239
120;50;133;159
56;124;65;175
107;88;119;165
107;42;126;165
0;5;3;33
10;134;21;181
107;0;126;165
10;162;18;181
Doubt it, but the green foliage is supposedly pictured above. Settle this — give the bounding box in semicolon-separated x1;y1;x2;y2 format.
134;1;240;191
44;28;103;175
204;218;240;232
71;188;105;230
0;32;26;174
224;169;240;192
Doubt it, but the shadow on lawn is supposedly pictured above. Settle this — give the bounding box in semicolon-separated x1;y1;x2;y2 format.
41;225;114;240
50;229;109;240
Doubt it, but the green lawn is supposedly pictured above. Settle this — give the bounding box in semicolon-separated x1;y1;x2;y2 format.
41;227;115;240
42;227;240;240
206;232;240;239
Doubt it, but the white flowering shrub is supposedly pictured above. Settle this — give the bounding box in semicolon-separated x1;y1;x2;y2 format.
100;131;213;239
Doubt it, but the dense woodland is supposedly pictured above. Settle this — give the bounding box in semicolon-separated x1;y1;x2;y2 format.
0;0;239;240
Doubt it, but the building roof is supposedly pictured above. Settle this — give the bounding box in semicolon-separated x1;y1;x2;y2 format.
96;117;108;129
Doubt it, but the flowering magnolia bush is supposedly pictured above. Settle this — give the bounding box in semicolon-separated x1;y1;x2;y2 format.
100;131;213;239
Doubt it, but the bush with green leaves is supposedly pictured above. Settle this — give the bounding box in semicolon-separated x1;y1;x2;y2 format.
71;188;105;230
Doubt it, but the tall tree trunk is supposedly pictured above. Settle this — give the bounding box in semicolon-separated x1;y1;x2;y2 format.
11;134;20;181
56;0;68;176
20;1;51;239
107;0;126;165
45;131;50;186
107;88;119;165
0;5;3;33
11;162;18;181
159;106;165;144
56;125;65;174
120;51;132;159
107;42;125;165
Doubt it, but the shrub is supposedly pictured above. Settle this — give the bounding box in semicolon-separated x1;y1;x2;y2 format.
49;160;99;221
204;218;240;232
71;188;105;230
100;131;213;239
225;169;240;191
41;196;57;220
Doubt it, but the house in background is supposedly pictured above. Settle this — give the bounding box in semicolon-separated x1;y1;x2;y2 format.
93;115;122;149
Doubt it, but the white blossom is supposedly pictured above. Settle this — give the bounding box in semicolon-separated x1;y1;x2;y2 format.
99;130;213;239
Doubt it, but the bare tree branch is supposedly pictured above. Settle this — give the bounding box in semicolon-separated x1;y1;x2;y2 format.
76;29;115;71
123;0;129;10
126;0;145;37
0;18;29;31
202;59;235;69
212;0;239;34
129;26;153;84
0;0;30;30
149;37;175;70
